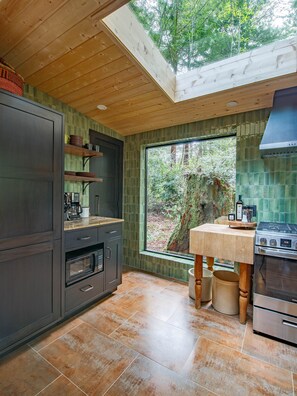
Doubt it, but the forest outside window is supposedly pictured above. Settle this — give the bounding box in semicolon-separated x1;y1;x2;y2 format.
145;136;236;259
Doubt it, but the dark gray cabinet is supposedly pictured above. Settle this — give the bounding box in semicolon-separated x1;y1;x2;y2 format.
64;222;122;314
100;223;123;291
0;90;63;355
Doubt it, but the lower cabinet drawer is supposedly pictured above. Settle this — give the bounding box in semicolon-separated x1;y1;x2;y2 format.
65;272;104;313
65;228;98;251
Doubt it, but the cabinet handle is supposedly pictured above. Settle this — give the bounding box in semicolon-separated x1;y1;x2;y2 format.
107;230;117;234
77;236;91;240
106;247;112;259
283;320;297;329
80;285;94;292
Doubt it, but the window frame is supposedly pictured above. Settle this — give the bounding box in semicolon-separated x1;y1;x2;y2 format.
144;134;236;261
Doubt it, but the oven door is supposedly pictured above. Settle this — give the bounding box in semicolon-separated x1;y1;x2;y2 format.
65;244;103;286
254;246;297;304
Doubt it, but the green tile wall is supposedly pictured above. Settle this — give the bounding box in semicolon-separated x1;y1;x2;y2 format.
124;109;297;281
23;84;123;207
22;85;297;282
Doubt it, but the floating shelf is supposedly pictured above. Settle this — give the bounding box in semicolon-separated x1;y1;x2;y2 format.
64;144;103;158
64;174;103;183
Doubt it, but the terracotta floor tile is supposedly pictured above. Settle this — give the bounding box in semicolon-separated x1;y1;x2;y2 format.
181;337;293;396
114;276;140;294
38;375;85;395
0;346;59;395
29;318;83;351
164;281;189;297
243;320;297;372
78;303;131;335
125;270;173;288
293;373;297;394
99;287;147;317
110;311;198;372
167;302;245;350
106;354;215;396
39;322;138;395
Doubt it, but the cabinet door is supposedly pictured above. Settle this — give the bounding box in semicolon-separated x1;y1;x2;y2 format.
0;91;63;250
0;241;61;353
100;223;123;291
105;237;122;291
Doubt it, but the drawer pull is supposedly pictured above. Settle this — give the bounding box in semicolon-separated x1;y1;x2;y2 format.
107;230;117;234
283;320;297;329
80;285;94;292
77;236;91;241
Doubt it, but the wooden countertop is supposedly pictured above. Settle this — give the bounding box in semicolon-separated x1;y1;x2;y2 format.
64;216;124;231
190;223;255;264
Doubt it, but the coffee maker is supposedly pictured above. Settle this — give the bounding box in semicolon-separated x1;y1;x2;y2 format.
64;192;82;220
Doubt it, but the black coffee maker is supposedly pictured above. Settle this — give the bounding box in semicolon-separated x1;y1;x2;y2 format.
64;192;82;220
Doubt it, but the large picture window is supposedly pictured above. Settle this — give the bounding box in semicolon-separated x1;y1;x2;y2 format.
145;136;236;257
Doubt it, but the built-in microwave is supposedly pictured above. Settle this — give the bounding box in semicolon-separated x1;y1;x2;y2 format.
65;243;104;286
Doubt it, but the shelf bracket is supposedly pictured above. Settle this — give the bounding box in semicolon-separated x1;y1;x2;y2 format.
82;156;91;169
82;181;92;194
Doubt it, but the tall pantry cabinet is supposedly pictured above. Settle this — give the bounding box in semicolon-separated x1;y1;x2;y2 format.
0;90;64;355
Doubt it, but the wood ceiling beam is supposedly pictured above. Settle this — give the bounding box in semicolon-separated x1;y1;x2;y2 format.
175;37;297;102
100;4;176;102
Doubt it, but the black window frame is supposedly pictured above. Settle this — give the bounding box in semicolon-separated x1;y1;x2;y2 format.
144;134;236;261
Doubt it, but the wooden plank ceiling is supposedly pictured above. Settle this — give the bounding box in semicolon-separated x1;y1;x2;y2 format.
1;0;297;136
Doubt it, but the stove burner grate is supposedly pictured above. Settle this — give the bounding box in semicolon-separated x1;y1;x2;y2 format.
257;222;297;234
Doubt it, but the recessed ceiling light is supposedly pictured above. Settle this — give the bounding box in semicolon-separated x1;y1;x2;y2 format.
226;101;238;107
97;104;108;111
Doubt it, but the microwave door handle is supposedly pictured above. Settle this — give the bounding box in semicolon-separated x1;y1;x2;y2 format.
92;251;99;272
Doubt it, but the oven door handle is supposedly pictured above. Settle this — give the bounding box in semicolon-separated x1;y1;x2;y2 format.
283;320;297;329
255;246;297;260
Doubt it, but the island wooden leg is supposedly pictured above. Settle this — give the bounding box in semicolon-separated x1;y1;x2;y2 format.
194;254;203;309
206;257;214;272
239;263;251;324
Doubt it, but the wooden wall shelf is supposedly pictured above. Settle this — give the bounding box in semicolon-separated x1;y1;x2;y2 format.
64;174;103;183
64;144;103;158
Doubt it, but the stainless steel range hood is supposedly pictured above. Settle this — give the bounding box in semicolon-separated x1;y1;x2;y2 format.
260;86;297;157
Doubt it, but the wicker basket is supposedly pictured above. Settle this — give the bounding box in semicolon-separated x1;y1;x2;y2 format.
0;58;24;96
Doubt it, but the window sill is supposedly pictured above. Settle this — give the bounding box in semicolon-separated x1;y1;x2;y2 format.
140;250;193;265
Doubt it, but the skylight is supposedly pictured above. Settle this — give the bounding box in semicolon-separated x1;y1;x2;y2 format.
129;0;297;74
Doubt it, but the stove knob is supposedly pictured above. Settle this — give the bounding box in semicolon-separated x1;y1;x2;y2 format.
270;239;277;247
260;238;267;246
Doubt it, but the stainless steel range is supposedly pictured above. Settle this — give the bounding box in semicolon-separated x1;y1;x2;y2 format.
253;222;297;344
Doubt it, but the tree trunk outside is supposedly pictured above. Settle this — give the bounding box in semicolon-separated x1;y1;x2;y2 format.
166;173;234;253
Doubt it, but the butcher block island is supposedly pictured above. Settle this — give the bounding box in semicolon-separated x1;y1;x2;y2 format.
190;223;255;324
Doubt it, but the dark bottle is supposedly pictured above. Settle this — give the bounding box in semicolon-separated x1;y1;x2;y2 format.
236;195;243;221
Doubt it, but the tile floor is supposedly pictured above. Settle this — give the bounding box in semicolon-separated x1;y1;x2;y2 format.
0;267;296;395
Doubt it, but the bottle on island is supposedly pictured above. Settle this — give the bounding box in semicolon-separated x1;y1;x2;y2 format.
236;195;243;221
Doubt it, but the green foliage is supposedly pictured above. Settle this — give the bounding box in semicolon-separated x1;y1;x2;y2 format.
130;0;296;73
146;136;236;218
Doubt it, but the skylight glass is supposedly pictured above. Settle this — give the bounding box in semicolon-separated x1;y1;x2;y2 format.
129;0;297;74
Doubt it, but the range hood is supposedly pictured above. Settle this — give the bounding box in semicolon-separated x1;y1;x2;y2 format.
259;86;297;157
